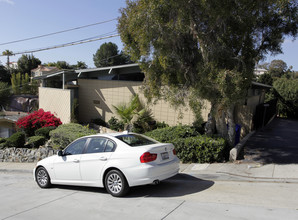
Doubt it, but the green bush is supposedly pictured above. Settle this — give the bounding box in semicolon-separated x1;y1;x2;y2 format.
0;137;6;144
132;109;156;133
273;78;298;118
6;132;26;148
108;117;124;131
0;138;6;149
173;136;228;163
27;136;46;148
144;125;199;142
145;126;228;163
49;123;96;149
155;121;169;129
35;126;56;139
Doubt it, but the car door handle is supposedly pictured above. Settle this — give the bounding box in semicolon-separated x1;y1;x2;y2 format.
74;159;80;163
99;157;107;161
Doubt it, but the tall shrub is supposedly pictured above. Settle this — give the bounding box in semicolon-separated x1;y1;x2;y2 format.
0;82;11;107
273;78;298;118
16;109;62;136
49;123;96;148
5;131;26;148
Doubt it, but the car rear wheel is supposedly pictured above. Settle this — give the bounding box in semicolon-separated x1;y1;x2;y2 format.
36;167;51;188
105;170;129;197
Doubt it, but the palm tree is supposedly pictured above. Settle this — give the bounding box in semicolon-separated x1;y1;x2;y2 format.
2;50;13;71
113;95;144;131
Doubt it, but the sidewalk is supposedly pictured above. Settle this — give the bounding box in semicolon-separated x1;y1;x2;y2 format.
1;161;298;183
180;162;298;183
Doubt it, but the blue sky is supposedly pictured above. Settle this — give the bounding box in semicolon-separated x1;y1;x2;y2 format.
0;0;297;70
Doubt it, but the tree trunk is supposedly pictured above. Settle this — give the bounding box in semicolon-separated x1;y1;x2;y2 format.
215;106;228;139
226;104;236;146
206;103;236;147
205;103;216;135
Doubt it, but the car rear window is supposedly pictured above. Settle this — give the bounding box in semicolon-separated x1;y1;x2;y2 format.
115;134;157;147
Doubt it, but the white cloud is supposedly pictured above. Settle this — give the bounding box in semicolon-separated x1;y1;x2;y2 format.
0;0;15;5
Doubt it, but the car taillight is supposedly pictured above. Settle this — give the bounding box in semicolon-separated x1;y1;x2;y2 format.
173;149;177;155
140;152;157;163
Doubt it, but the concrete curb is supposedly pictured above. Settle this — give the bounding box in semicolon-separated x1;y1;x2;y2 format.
229;131;256;161
0;169;33;174
215;171;298;183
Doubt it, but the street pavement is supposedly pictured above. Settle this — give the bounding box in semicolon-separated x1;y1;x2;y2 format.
1;161;298;183
1;117;298;219
1;168;298;220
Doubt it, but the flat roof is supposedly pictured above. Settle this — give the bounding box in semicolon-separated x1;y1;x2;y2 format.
32;63;140;80
75;63;139;73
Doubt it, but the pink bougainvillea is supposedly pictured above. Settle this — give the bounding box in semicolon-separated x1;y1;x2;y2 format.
16;109;62;136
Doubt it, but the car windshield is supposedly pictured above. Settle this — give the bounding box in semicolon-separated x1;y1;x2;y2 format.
116;134;157;147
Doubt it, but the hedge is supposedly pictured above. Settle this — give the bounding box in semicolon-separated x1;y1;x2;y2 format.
49;123;96;149
5;131;26;148
35;126;56;139
0;138;6;144
27;136;46;148
144;125;199;142
145;126;229;163
174;136;228;163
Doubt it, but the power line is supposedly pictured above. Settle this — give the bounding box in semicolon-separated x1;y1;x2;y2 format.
0;18;117;46
0;32;120;56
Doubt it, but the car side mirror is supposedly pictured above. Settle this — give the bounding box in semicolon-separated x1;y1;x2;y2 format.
57;150;64;157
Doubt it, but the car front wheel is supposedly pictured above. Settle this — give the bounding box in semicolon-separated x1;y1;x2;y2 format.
105;170;129;197
35;167;51;188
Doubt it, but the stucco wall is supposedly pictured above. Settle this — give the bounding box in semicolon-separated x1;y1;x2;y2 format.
78;79;210;126
39;87;72;124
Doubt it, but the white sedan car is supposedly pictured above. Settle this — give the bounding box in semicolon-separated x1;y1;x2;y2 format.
33;132;180;197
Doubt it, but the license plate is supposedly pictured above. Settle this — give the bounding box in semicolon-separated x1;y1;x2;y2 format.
161;152;169;160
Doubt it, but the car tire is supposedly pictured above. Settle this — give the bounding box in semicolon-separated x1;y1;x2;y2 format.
105;170;129;197
35;167;51;188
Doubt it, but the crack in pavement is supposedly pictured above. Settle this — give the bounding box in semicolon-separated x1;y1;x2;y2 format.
161;200;185;220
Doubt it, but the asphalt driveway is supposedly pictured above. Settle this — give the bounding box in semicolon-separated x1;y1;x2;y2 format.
243;117;298;164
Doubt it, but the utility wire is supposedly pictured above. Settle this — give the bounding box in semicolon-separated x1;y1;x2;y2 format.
0;18;117;46
0;32;120;56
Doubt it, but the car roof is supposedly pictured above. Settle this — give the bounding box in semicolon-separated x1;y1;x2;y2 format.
84;131;133;139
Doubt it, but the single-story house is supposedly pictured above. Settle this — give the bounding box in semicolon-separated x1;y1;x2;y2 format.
0;111;27;138
33;63;272;137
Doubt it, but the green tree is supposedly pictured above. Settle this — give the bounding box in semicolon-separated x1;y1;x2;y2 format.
74;61;88;69
273;78;298;118
21;73;31;94
93;42;133;67
257;73;274;86
118;0;297;145
17;54;41;76
268;59;288;78
30;79;39;95
11;72;38;95
47;61;72;69
0;64;11;83
0;81;11;108
2;50;13;69
11;72;21;94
